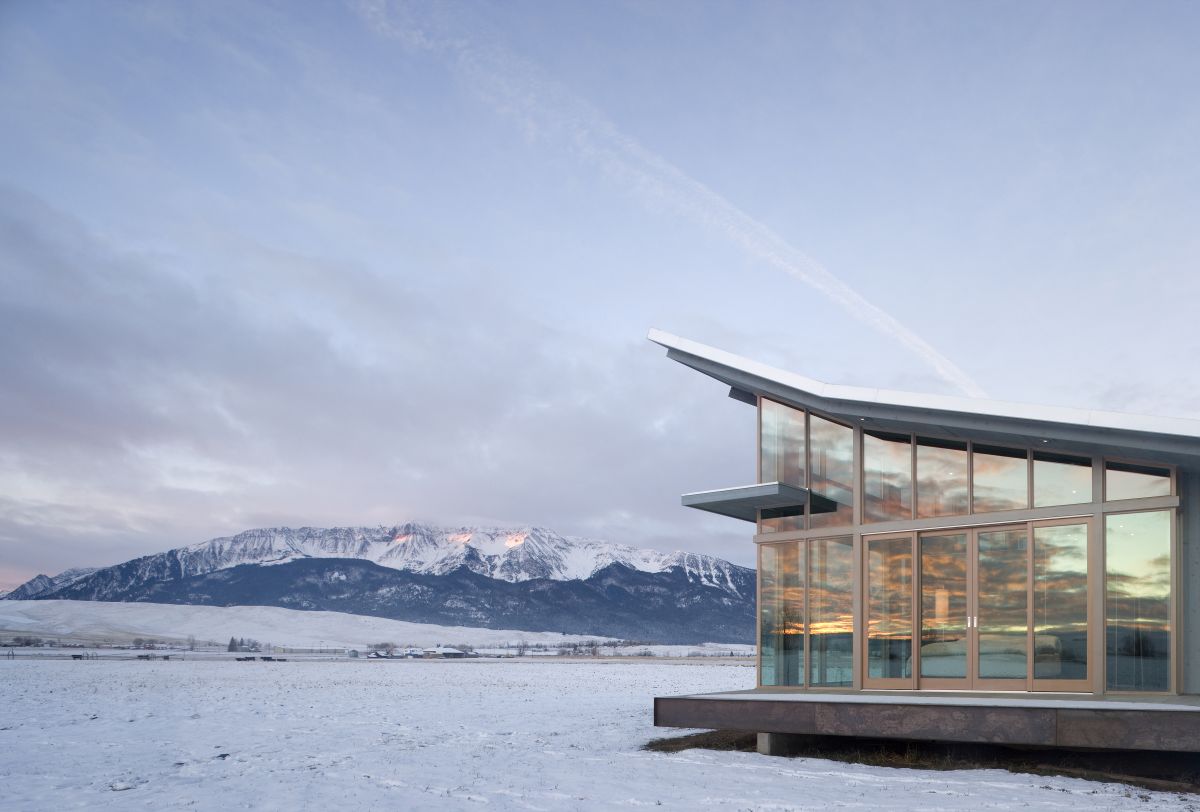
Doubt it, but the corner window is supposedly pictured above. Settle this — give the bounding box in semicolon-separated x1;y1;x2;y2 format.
809;414;854;529
759;399;804;487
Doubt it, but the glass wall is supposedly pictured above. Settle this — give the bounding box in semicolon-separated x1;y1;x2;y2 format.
760;399;805;486
1032;523;1089;682
1106;511;1171;692
863;431;912;523
759;399;806;533
1106;462;1172;501
1033;452;1092;507
866;536;913;681
919;533;968;679
808;537;854;687
976;528;1029;681
751;411;1179;696
809;415;854;529
759;543;802;686
915;438;969;518
973;445;1029;513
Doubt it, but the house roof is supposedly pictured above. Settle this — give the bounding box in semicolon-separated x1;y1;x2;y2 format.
648;328;1200;465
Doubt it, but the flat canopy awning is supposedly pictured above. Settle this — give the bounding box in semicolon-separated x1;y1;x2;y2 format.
681;482;837;523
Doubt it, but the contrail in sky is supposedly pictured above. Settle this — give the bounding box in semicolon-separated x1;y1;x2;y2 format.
355;1;989;399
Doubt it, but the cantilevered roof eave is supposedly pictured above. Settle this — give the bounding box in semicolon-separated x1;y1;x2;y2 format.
648;328;1200;461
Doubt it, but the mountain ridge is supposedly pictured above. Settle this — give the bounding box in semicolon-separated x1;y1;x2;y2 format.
6;523;756;643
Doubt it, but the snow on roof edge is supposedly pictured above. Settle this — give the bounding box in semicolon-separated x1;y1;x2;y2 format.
647;328;1200;442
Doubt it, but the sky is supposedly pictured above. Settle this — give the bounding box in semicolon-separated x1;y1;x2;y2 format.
2;0;1199;589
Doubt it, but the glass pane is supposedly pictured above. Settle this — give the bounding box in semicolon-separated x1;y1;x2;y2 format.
809;414;854;529
1106;511;1171;692
978;529;1029;680
759;399;805;486
759;400;806;533
1033;453;1093;507
916;438;968;518
809;537;854;687
1033;523;1088;681
759;504;806;534
759;543;803;686
973;445;1029;513
919;533;968;679
867;536;912;680
863;431;912;523
1106;462;1171;501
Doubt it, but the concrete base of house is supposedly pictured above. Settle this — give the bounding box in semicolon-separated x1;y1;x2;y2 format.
655;690;1200;753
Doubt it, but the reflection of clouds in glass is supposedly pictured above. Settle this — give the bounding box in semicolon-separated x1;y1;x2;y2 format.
1106;511;1171;691
972;449;1028;513
916;441;968;518
759;399;804;487
759;542;803;686
1033;523;1089;680
864;432;912;522
1033;455;1092;507
809;537;853;686
810;415;853;529
1105;464;1171;501
978;530;1027;637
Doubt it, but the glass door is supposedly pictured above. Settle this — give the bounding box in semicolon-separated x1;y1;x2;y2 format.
863;534;915;688
918;526;1032;690
976;528;1030;690
918;532;971;689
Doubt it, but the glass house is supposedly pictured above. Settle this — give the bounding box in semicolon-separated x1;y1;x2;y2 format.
650;330;1200;753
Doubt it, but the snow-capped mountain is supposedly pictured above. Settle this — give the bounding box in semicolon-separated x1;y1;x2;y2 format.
142;522;747;592
5;524;755;643
5;568;99;601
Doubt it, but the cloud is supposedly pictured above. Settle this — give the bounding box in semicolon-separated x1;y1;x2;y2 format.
353;0;988;399
0;185;752;581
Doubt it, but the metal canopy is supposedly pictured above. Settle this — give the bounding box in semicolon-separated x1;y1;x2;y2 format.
681;482;836;523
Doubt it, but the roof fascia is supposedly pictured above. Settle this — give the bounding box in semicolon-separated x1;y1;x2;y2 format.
650;329;1200;462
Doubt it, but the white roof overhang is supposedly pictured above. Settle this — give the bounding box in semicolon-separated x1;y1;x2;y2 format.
648;329;1200;467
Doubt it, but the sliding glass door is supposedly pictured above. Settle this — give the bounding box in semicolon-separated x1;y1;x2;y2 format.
873;519;1092;692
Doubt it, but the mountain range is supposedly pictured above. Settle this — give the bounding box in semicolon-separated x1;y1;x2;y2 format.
5;523;756;643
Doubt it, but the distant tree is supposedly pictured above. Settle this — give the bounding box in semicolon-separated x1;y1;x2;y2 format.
516;639;527;657
187;635;196;652
228;636;238;652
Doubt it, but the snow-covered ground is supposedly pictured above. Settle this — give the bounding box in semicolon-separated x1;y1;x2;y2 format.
0;600;620;649
1;659;1193;811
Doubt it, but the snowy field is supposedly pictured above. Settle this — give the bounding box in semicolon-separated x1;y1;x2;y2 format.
0;600;752;657
0;600;618;650
2;659;1196;811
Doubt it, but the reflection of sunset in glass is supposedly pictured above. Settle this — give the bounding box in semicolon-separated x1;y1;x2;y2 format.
867;536;912;679
759;542;803;686
809;537;853;686
972;446;1028;513
752;416;1176;695
1106;511;1171;691
1033;523;1088;681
